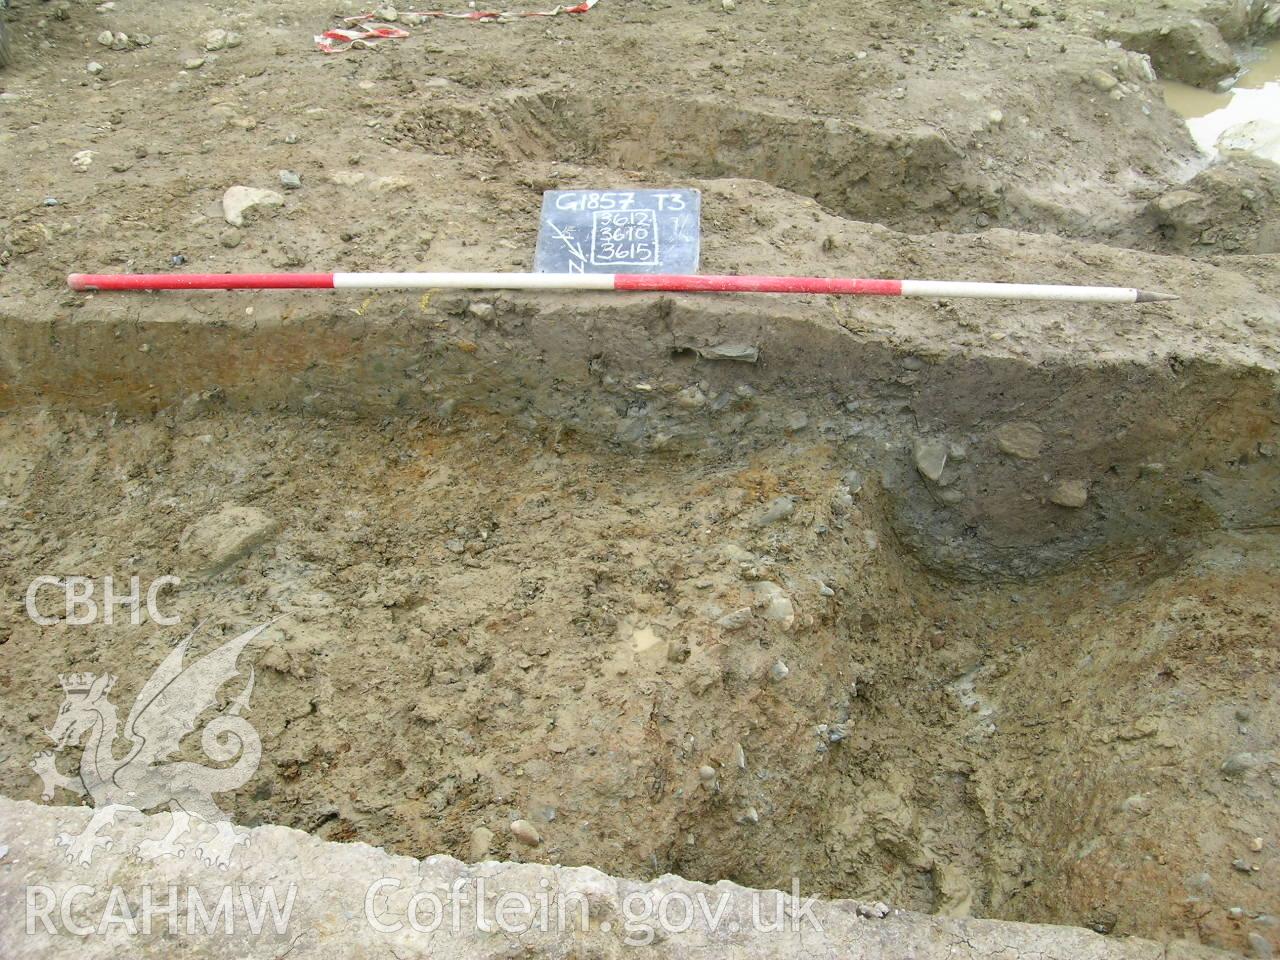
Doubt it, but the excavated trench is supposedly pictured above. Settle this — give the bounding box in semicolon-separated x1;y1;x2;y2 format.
1;283;1277;953
2;2;1279;956
391;84;1194;244
394;91;997;232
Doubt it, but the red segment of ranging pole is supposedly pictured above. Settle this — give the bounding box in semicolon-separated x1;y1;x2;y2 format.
66;272;1177;303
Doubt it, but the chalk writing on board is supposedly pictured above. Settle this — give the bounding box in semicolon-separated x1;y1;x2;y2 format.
534;189;701;275
590;210;659;267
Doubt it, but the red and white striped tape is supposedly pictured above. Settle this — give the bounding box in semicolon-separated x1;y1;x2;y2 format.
317;1;600;52
315;25;411;52
65;272;1175;303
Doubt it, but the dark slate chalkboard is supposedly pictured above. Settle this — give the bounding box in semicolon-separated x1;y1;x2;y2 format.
534;189;701;274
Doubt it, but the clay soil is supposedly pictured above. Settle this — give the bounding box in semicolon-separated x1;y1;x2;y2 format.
0;0;1277;955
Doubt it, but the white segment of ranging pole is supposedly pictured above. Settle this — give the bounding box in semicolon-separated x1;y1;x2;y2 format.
896;280;1163;302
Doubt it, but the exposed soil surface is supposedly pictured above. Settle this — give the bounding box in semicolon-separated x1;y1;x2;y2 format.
1;411;1278;951
0;0;1277;955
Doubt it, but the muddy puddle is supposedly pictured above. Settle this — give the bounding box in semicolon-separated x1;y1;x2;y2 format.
1162;38;1280;162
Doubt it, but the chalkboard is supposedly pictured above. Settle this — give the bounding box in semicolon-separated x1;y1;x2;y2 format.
534;189;701;274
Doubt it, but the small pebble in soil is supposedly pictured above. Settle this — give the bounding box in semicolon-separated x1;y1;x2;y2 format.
87;62;104;75
509;819;541;846
1090;69;1118;92
912;437;948;483
716;608;753;631
204;29;241;51
221;185;284;227
753;495;795;527
278;169;302;190
994;421;1044;460
755;582;795;627
1223;752;1262;779
675;385;707;409
769;659;790;682
369;175;412;193
1049;479;1089;508
178;504;278;576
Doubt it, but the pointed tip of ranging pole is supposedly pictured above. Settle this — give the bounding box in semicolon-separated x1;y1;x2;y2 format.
1135;290;1178;303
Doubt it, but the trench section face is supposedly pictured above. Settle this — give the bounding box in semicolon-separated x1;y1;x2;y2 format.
391;85;1190;241
3;296;1277;580
0;411;1276;954
0;1;1277;955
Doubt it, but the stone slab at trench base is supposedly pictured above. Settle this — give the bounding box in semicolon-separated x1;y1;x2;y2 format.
0;799;1230;959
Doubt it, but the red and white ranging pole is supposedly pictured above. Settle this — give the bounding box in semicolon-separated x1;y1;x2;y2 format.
66;272;1177;303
